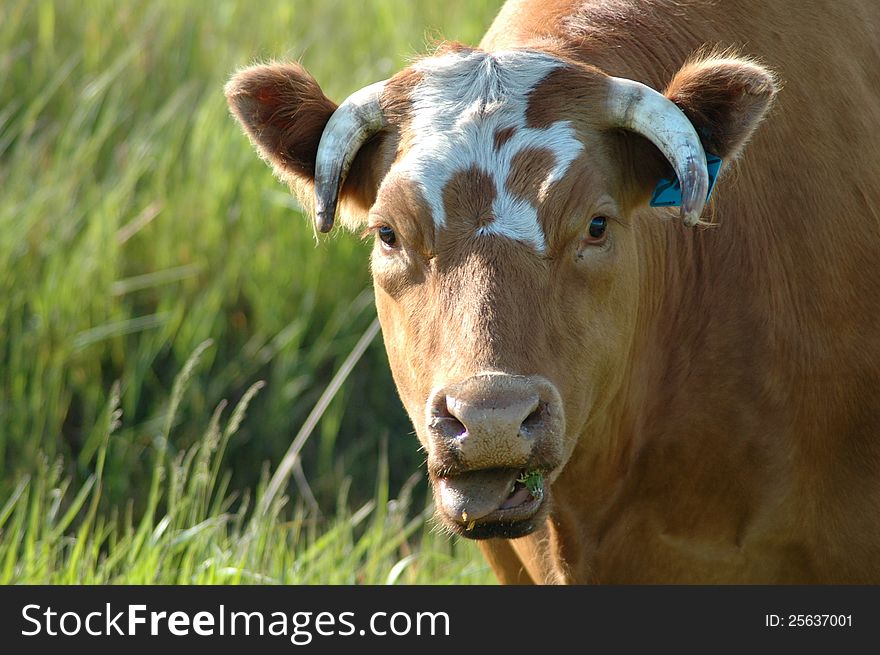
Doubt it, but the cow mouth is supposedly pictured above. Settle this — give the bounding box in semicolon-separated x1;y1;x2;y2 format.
435;468;547;539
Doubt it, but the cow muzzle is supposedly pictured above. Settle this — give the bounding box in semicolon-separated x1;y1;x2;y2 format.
425;373;565;539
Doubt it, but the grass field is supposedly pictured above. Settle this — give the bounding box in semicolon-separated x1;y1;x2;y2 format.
0;0;504;584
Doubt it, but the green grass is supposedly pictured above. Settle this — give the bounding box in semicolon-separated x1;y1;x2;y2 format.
0;344;493;584
0;0;503;584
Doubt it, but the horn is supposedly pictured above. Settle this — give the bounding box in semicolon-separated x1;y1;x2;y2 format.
606;77;709;227
313;80;388;233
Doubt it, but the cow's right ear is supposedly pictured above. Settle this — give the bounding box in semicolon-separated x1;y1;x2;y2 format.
225;63;387;228
225;63;335;197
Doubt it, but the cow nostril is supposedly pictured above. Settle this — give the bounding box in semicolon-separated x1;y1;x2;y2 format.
430;415;467;440
520;401;547;435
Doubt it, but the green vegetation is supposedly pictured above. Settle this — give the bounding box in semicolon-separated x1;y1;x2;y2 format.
0;0;502;584
0;345;491;584
518;470;544;501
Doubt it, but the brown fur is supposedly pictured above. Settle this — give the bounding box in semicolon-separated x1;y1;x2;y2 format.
506;148;558;206
228;0;880;583
443;166;498;232
474;0;880;584
493;126;518;151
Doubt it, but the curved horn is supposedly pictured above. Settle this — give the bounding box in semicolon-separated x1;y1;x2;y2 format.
313;80;388;233
606;77;709;227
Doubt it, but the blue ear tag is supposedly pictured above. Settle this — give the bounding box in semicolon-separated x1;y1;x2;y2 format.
650;153;723;207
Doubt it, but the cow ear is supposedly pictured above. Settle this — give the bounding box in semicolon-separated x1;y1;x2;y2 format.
664;55;779;163
618;55;778;217
225;62;387;227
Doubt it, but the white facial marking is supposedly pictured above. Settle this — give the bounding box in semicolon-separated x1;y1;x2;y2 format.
395;50;584;253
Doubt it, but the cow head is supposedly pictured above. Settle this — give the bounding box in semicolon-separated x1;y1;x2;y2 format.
226;46;776;539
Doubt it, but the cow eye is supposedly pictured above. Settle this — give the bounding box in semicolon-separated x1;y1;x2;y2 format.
377;225;397;247
587;216;608;241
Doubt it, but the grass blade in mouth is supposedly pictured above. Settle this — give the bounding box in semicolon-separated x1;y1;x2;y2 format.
517;470;544;501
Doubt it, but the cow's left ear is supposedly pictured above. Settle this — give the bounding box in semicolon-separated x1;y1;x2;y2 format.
663;55;779;163
616;55;778;216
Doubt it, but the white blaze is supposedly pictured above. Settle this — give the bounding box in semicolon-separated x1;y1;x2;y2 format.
394;50;584;253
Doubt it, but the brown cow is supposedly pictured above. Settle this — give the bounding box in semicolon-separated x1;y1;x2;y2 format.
226;0;880;583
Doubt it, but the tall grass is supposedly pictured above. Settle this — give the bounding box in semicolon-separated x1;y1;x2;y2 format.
0;344;493;584
0;0;503;583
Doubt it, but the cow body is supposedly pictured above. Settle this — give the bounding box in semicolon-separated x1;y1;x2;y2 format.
476;0;880;584
227;0;880;583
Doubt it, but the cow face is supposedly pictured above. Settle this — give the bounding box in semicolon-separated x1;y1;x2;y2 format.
368;50;645;539
226;47;776;539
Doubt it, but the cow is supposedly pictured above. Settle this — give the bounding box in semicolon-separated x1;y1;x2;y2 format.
225;0;880;583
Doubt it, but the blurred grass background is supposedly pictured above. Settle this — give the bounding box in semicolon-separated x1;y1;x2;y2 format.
0;0;503;583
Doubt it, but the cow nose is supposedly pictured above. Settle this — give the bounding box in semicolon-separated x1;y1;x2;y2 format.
426;373;564;472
